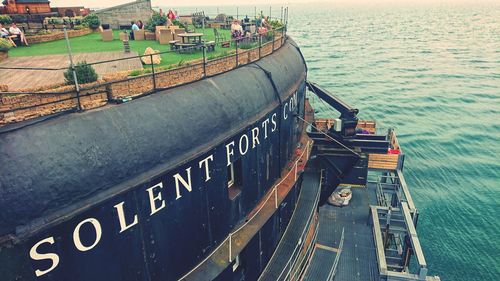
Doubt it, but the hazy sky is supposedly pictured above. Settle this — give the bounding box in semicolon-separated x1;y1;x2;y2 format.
45;0;498;9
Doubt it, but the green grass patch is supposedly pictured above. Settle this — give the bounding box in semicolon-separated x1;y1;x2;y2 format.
128;69;142;77
9;27;233;68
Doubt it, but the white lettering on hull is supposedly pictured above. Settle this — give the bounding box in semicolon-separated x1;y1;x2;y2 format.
174;167;193;200
226;141;235;167
239;134;249;155
28;94;301;277
147;183;166;215
271;113;277;132
73;218;102;252
199;155;214;182
114;202;139;233
30;237;60;277
262;118;270;139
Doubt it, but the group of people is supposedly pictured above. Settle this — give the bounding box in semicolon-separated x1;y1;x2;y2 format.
256;16;272;34
0;22;29;47
131;20;145;30
230;15;273;40
130;20;144;40
157;8;179;27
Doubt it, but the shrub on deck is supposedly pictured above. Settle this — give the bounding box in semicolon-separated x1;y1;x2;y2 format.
145;12;167;32
82;14;100;29
0;38;13;51
268;20;284;29
64;61;98;85
0;15;12;25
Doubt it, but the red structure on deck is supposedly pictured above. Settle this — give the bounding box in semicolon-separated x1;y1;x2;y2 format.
1;0;51;14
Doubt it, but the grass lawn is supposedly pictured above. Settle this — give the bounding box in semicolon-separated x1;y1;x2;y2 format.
8;28;233;68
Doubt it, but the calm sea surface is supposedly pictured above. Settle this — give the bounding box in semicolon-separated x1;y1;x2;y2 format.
287;3;499;281
177;3;500;280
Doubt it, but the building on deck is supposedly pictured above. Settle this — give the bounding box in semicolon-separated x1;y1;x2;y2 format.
51;6;91;17
0;0;51;14
93;0;153;29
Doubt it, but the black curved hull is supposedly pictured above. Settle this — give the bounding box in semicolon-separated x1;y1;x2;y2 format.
0;41;308;281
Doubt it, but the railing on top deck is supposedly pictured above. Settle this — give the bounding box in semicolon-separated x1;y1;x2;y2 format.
0;24;288;127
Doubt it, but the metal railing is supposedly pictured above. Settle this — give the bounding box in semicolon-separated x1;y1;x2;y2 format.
328;227;345;281
273;168;321;281
231;140;313;261
371;202;429;281
179;140;313;280
178;6;290;24
0;25;287;125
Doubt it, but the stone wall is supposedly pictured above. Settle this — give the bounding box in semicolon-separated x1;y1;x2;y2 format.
26;28;93;44
206;56;237;76
155;64;204;89
238;48;260;66
105;74;154;100
0;83;107;125
94;0;153;29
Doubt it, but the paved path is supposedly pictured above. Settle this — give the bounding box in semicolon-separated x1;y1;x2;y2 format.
0;51;142;91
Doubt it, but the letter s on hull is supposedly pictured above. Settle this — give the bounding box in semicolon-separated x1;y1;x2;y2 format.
29;237;60;277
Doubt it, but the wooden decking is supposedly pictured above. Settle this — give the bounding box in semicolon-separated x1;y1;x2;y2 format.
0;52;142;91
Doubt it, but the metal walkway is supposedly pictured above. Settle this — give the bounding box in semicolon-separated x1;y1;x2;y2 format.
258;169;322;281
302;185;380;281
302;247;338;281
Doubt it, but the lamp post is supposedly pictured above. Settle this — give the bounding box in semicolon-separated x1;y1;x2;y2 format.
25;7;31;30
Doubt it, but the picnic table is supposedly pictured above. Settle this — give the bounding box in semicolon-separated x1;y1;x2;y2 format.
174;33;216;53
178;33;204;44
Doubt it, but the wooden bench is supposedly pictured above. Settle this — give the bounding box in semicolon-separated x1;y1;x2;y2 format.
169;40;179;50
313;118;377;134
357;120;377;134
176;43;197;53
204;41;216;52
368;153;399;170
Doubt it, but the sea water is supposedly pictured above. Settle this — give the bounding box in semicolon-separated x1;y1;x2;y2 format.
288;3;499;281
175;2;500;280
